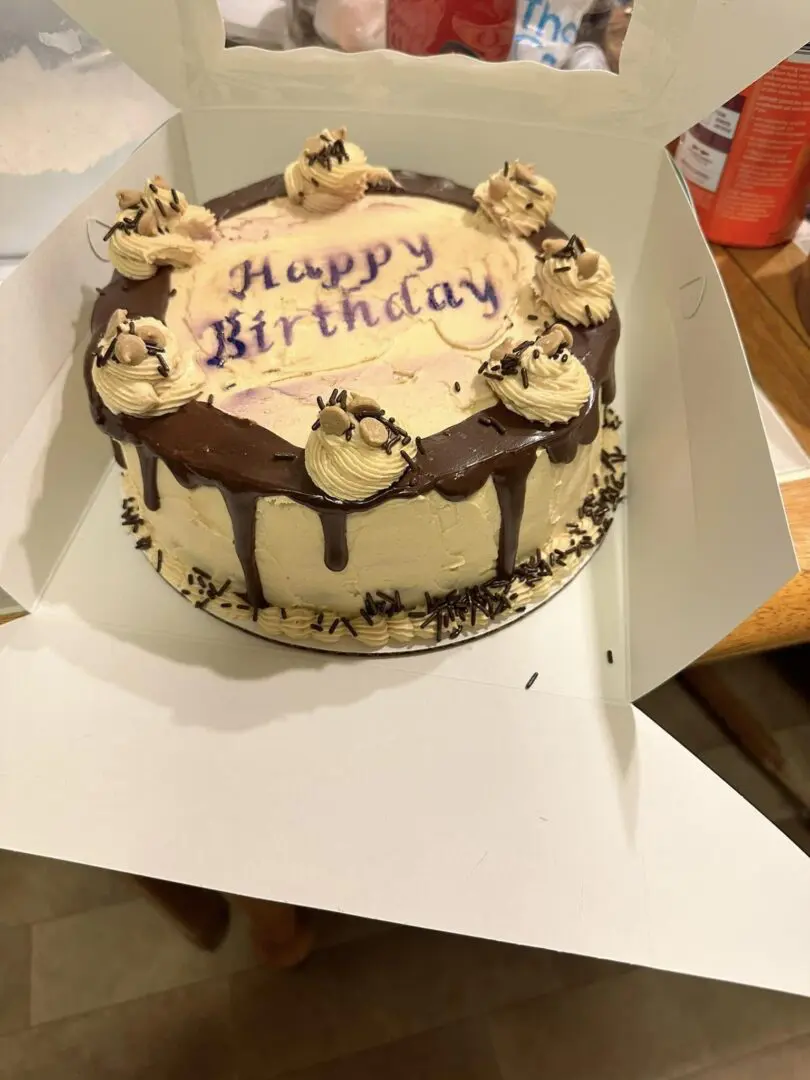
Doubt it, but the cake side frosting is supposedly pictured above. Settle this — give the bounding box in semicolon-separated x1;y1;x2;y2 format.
114;406;624;646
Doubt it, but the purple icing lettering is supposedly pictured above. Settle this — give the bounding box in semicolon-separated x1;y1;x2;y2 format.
287;261;306;284
400;234;434;272
312;301;337;337
305;260;323;281
440;282;463;309
384;290;405;322
252;310;271;353
228;257;278;301
458;275;500;319
275;314;306;346
322;252;355;291
426;284;445;311
426;282;462;312
205;309;247;366
399;274;422;317
357;243;392;288
342;295;380;332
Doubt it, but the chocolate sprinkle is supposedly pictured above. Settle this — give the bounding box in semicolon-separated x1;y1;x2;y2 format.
453;381;461;393
525;672;538;690
607;649;614;664
273;452;295;461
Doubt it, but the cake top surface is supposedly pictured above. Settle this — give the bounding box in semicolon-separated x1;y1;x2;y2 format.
166;193;543;446
87;132;618;511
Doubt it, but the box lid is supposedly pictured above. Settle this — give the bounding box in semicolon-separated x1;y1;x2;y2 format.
57;0;810;145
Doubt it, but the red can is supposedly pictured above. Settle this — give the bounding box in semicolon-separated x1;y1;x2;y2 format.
387;0;516;61
675;45;810;248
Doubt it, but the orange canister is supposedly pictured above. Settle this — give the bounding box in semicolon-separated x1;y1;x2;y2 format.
675;45;810;248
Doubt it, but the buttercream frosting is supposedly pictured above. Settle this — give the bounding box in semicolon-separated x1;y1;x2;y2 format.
107;176;217;280
92;309;205;417
474;161;556;238
534;236;615;326
484;323;592;424
305;396;412;501
284;128;398;213
119;412;625;648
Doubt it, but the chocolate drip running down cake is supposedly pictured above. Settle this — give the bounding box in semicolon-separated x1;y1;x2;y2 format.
86;129;625;648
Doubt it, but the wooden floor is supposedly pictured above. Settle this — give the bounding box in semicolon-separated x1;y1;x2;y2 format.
0;650;809;1079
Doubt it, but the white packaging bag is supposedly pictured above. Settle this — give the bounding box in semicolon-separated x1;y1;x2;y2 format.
512;0;594;66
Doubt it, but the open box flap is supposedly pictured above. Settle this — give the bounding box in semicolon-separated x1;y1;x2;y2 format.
625;159;798;699
3;618;810;996
57;0;810;145
0;120;191;612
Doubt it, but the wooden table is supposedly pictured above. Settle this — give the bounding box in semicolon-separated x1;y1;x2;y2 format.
703;242;810;661
682;242;810;816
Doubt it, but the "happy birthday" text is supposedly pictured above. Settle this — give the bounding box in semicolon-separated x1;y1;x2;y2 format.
202;233;501;366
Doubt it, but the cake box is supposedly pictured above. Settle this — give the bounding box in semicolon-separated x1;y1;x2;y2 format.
1;0;810;995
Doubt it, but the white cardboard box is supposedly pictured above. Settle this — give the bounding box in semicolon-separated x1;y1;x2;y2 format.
1;0;809;994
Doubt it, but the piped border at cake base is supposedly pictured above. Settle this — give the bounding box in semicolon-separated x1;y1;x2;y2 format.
115;409;625;654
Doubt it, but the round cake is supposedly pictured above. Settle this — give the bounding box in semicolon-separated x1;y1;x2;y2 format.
85;129;625;648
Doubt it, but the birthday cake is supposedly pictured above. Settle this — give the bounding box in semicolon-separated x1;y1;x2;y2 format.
85;128;625;648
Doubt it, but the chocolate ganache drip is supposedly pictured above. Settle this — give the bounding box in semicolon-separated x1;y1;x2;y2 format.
135;444;160;512
86;171;619;601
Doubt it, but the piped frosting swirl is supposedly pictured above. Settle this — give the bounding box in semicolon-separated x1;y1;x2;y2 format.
284;128;398;213
107;176;217;280
305;392;414;501
483;323;592;425
474;160;556;238
534;236;615;326
91;309;205;417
